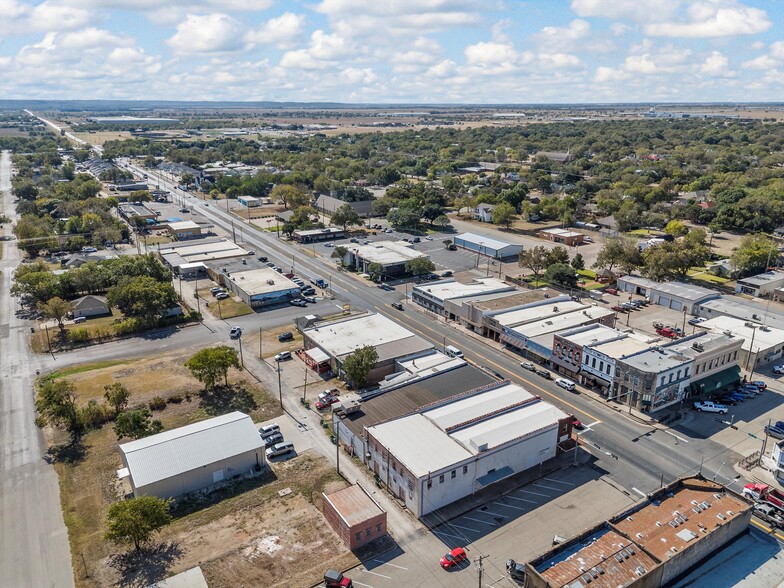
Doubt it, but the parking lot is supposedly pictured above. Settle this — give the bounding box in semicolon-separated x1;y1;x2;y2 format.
344;464;637;588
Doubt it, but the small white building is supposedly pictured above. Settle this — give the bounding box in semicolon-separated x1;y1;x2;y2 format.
344;241;428;278
412;278;515;315
366;382;571;517
453;232;523;260
118;412;265;499
223;267;301;307
474;203;495;222
616;276;718;313
158;239;248;273
700;316;784;369
71;295;111;319
166;220;202;240
237;196;260;207
735;271;784;298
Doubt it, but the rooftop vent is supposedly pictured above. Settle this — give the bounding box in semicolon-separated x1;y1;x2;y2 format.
635;567;647;576
656;521;663;527
553;306;559;312
636;533;644;539
717;513;727;521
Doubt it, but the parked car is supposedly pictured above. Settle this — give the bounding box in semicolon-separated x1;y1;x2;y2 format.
278;332;294;342
521;362;536;371
324;242;335;248
301;287;316;296
303;296;317;303
718;395;739;405
274;351;292;361
441;271;453;277
324;569;353;588
349;238;359;243
773;364;784;375
289;299;307;307
611;305;626;313
318;389;339;402
507;559;526;581
688;317;707;326
536;368;551;379
266;261;276;267
440;546;468;569
229;326;242;339
765;425;784;440
257;256;268;262
263;432;284;447
693;401;728;414
316;397;339;411
210;286;224;295
259;423;280;437
391;301;404;310
605;288;619;295
750;380;767;390
216;292;230;300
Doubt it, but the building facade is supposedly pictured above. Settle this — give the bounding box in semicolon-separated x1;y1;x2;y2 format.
616;348;694;412
322;484;387;550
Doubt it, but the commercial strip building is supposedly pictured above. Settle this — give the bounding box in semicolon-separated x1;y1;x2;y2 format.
663;332;742;397
616;347;694;412
218;265;300;307
292;227;346;243
616;276;718;313
699;316;784;369
315;194;375;218
444;289;563;336
735;270;784;298
118;203;157;223
343;241;427;278
365;381;571;517
581;332;661;396
412;277;515;316
322;484;387;551
157;239;249;274
166;220;202;240
695;296;784;331
237;196;260;207
526;476;752;588
301;312;434;384
538;227;585;246
117;412;264;499
453;232;523;260
551;324;627;381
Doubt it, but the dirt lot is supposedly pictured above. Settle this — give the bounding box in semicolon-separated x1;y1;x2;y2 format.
44;350;361;587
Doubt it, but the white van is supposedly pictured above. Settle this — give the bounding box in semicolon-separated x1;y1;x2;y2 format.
73;316;87;324
266;442;294;459
259;423;280;437
556;378;576;392
445;345;463;359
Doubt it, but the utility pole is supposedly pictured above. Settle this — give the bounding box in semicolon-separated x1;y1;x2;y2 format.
230;219;237;243
238;336;244;368
476;554;486;588
259;325;262;359
303;365;308;403
277;365;283;409
336;418;341;475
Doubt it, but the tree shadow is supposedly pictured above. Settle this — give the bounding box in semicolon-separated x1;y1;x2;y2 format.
198;385;258;416
44;436;88;464
108;541;183;588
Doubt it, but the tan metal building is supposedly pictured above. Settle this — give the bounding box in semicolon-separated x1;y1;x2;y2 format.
322;484;387;550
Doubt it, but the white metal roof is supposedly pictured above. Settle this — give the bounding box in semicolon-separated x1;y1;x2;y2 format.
737;271;784;287
557;324;625;348
227;267;300;296
413;278;514;303
508;307;616;339
702;316;784;352
619;276;717;302
304;312;425;358
425;382;535;430
168;220;201;231
352;240;425;265
588;333;658;359
455;232;522;252
494;300;585;327
120;412;263;489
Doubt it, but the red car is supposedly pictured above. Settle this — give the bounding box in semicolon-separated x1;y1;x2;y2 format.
605;288;619;295
440;547;468;569
316;397;339;411
571;416;584;430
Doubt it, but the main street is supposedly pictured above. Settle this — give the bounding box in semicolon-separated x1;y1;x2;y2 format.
135;164;749;496
0;150;74;588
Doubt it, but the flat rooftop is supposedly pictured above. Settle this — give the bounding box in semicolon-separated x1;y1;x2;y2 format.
352;240;425;265
701;316;784;351
697;296;784;331
737;271;784;287
558;324;626;348
622;347;692;372
612;478;749;561
227;268;299;295
343;365;497;439
590;334;659;360
494;300;585;327
158;239;248;264
664;331;741;358
167;220;200;231
537;527;658;588
508;307;616;339
455;232;521;251
294;227;345;236
414;278;514;303
540;227;584;238
620;276;717;302
469;289;559;312
323;485;384;527
425;382;537;431
304;312;432;360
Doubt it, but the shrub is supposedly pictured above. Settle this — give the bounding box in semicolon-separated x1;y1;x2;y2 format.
115;318;142;336
167;395;183;404
80;399;113;429
68;328;90;344
148;396;167;411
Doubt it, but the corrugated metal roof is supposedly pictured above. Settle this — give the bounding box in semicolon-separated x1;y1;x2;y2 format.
323;485;385;527
120;412;263;488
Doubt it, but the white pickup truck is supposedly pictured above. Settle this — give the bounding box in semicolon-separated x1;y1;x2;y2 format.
693;401;729;414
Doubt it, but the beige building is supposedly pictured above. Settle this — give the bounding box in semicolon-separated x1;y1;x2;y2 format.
664;332;742;397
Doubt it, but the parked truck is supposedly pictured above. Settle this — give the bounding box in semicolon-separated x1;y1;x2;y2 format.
324;569;352;588
743;483;784;508
693;401;729;414
753;503;784;528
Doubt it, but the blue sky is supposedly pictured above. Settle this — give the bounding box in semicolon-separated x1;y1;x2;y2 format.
0;0;782;103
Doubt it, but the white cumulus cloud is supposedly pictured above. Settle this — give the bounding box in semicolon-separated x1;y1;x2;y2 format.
644;1;771;38
167;14;247;54
700;51;735;76
245;12;306;50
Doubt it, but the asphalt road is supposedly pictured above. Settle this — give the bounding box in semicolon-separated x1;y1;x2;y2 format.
0;151;74;588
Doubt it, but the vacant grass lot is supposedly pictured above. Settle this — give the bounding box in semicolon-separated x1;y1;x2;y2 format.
197;287;253;319
43;349;297;587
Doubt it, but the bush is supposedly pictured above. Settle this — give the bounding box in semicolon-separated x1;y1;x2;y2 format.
80;399;113;429
68;328;90;344
115;318;142;336
167;395;183;404
148;396;167;411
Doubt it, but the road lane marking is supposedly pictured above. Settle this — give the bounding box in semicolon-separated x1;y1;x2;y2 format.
362;570;391;579
632;487;647;498
544;478;575;486
493;501;526;511
505;495;537;503
663;429;689;443
751;518;784;541
532;483;562;491
463;516;497;525
518;489;551;497
374;561;407;570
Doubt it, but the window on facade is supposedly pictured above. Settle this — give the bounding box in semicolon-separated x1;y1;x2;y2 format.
734;351;738;360
463;465;468;474
676;370;681;380
427;479;432;488
575;353;580;363
605;364;611;375
592;358;597;368
669;373;673;383
366;528;372;538
451;470;456;479
685;368;689;377
439;474;444;483
661;376;665;386
633;376;639;387
708;360;713;370
376;523;382;533
392;462;396;472
599;361;604;372
355;532;362;541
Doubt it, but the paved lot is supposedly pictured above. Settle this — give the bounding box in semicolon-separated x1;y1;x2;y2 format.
345;464;636;588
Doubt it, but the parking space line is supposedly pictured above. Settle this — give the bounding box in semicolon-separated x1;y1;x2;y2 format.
353;582;374;588
493;501;526;511
434;529;467;540
451;523;481;533
374;561;407;570
518;489;551;497
532;483;562;491
505;495;537;503
544;478;575;486
362;570;391;579
464;516;498;525
477;510;508;519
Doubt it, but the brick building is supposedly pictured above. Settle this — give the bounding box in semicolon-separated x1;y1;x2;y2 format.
322;484;387;550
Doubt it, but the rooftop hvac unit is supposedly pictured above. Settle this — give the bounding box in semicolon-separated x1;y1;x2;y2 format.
692;343;704;351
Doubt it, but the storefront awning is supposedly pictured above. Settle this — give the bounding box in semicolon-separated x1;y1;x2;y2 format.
476;466;514;488
305;347;330;364
693;365;741;393
500;333;525;349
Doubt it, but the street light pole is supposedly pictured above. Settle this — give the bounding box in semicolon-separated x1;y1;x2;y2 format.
259;325;262;359
238;336;244;368
303;365;308;403
277;365;283;409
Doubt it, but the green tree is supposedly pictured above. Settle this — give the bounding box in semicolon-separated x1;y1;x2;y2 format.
642;230;710;281
330;203;363;231
571;253;585;271
113;409;163;440
518;245;550;279
332;245;348;266
491;201;517;229
0;214;11;226
367;262;384;280
271;184;309;210
106;276;178;323
185;345;241;389
105;495;172;552
593;238;640;273
405;257;436;276
442;239;453;249
387;207;421;230
545;263;578;288
104;383;131;417
664;220;688;237
546;246;570;266
731;234;776;278
342;345;378;389
433;215;451;228
37;296;74;332
35;379;81;435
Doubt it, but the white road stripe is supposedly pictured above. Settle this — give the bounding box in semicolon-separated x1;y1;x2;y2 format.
477;510;508;519
632;487;648;498
505;495;537;504
532;483;562;491
374;561;407;570
434;529;466;540
463;516;497;525
493;501;526;511
451;524;481;533
544;478;575;486
663;429;689;443
518;489;550;497
362;570;391;579
353;582;374;588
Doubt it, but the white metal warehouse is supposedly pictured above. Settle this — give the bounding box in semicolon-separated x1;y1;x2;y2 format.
117;411;265;499
616;275;718;313
365;382;571;517
453;232;523;260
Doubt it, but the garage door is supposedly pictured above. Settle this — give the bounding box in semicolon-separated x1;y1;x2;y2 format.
658;296;671;307
670;299;682;311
